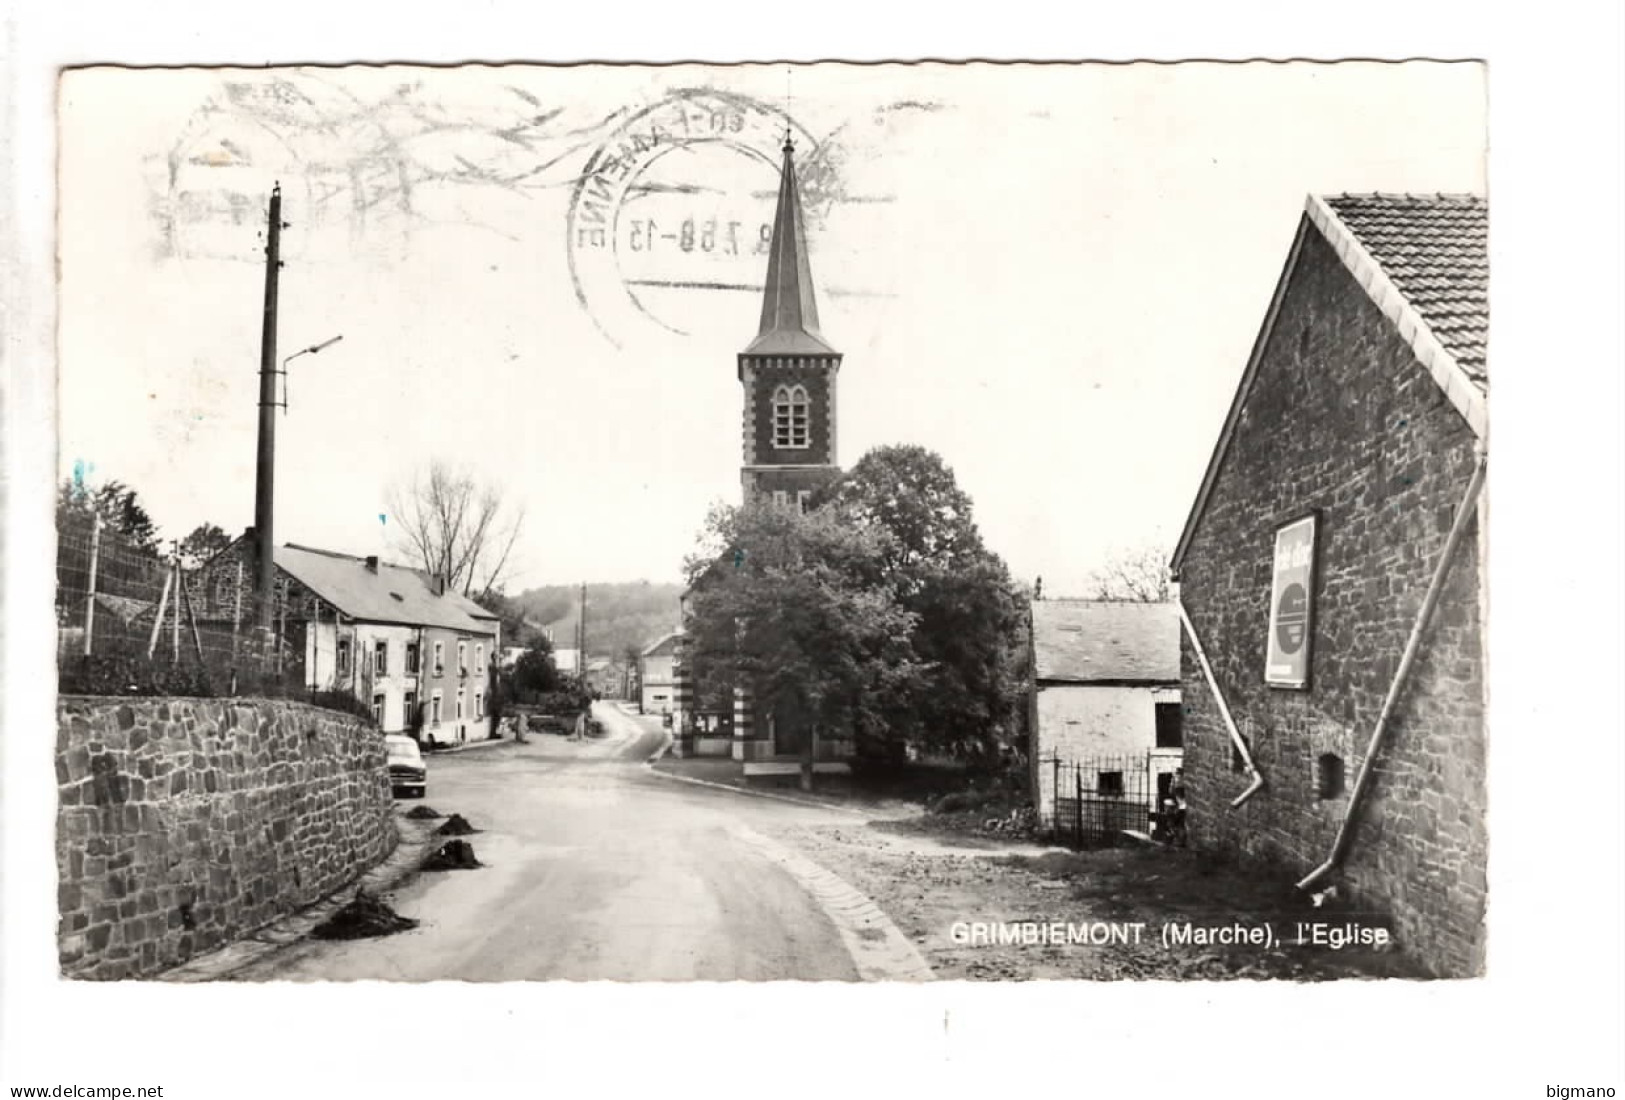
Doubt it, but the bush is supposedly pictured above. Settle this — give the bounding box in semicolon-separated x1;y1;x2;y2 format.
516;685;592;716
60;654;214;698
56;654;380;727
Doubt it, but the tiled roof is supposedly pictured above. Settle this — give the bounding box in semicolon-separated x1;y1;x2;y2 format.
442;587;500;622
276;544;497;635
1031;600;1179;684
1322;193;1488;386
1172;193;1489;575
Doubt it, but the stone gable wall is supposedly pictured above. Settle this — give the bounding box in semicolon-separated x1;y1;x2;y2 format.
1178;222;1486;976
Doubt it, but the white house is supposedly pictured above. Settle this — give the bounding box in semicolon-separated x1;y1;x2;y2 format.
279;544;501;744
639;632;679;716
1028;600;1183;824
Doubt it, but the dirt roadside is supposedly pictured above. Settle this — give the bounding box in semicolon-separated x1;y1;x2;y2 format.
774;817;1431;981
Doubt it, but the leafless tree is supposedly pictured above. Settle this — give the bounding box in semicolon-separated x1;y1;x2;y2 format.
388;461;525;602
1084;545;1173;603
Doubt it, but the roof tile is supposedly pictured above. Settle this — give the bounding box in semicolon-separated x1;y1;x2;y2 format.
1323;193;1488;385
276;544;497;634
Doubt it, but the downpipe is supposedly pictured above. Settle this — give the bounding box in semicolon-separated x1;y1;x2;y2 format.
1297;448;1488;893
1176;600;1265;808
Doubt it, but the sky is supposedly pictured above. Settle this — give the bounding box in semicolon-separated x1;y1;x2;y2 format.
55;62;1486;596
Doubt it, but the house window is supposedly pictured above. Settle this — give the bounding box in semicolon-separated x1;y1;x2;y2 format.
405;642;420;675
1155;702;1184;749
430;691;443;726
476;644;485;674
771;384;810;449
373;639;389;677
796;490;811;514
1231;733;1253;774
1096;771;1125;797
371;694;385;725
403;690;417;730
475;691;484;719
771;489;790;510
458;642;468;676
336;638;352;678
1317;754;1346;799
456;688;466;721
433;642;444;677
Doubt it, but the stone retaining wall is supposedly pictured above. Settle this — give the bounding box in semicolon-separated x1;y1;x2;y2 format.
56;695;398;979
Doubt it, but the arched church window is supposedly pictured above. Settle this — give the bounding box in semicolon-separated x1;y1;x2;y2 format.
772;384;810;449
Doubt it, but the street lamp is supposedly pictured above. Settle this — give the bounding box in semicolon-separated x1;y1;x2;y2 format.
280;334;343;415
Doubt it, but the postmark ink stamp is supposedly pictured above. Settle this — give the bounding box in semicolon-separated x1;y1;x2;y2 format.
567;87;838;348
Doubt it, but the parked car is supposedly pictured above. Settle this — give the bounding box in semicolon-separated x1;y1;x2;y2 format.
384;734;427;799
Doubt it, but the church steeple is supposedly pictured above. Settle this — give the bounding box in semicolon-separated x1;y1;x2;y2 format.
744;137;838;357
736;132;843;510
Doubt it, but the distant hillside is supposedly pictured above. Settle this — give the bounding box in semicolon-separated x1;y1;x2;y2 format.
512;581;683;658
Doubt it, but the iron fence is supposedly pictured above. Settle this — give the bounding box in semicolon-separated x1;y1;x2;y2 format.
1045;752;1162;846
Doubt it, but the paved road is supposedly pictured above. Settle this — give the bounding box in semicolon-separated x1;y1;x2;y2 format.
231;702;866;982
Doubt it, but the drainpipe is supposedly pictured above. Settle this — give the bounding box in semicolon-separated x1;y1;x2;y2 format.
1176;600;1265;808
1298;447;1488;892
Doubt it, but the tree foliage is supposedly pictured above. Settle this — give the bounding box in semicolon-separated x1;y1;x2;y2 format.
681;500;923;766
387;460;524;602
1081;545;1172;603
57;476;161;553
510;635;561;694
820;443;983;581
475;588;536;651
178;522;233;568
824;445;1027;765
681;446;1027;771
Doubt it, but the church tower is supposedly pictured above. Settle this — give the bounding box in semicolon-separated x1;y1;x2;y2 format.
738;136;842;510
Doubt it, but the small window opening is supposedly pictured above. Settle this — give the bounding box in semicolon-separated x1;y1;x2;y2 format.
1155;702;1184;749
1316;753;1345;799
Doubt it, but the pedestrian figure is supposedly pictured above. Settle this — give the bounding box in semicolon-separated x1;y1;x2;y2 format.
1166;767;1189;847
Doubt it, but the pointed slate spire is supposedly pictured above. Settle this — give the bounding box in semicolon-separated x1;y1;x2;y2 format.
744;135;838;356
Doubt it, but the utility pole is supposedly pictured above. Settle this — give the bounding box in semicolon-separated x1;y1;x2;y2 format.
578;582;587;677
254;183;285;631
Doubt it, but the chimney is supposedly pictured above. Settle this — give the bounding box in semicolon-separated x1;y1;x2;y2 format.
365;555;379;573
432;576;446;596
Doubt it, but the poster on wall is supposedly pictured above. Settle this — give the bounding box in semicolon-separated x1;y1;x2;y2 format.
1265;513;1318;689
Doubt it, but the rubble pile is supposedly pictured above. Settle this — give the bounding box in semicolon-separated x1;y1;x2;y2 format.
310;890;419;940
421;839;482;871
435;813;480;836
980;806;1038;838
898;796;1039;842
404;805;446;820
